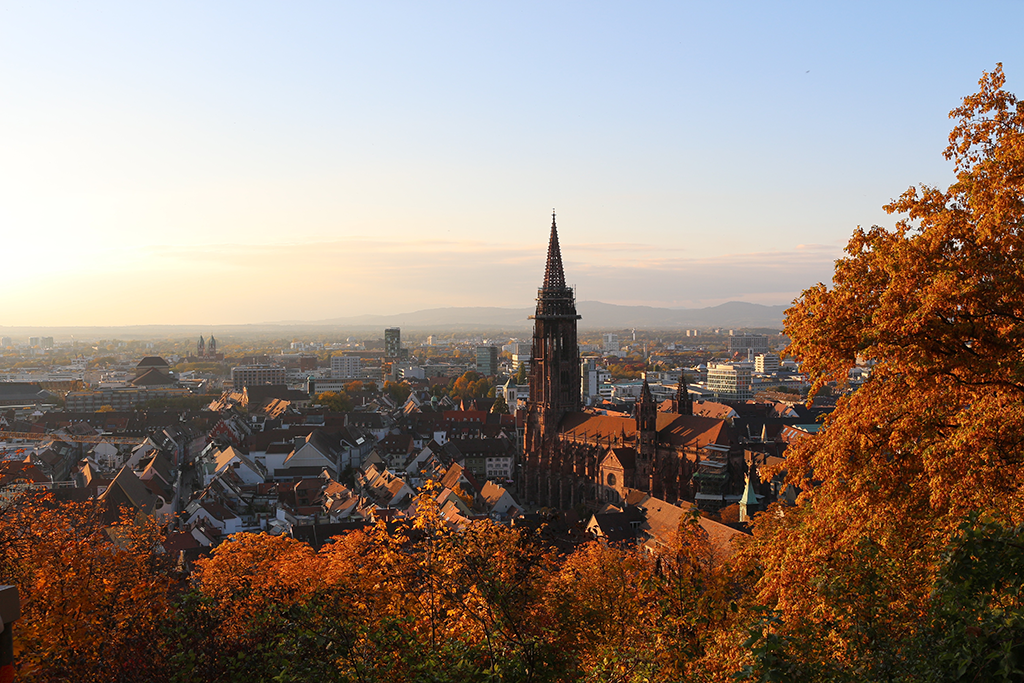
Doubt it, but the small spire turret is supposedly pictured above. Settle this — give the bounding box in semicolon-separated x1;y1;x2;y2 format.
675;369;692;415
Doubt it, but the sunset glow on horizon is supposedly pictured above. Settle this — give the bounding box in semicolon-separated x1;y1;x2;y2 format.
2;1;1021;326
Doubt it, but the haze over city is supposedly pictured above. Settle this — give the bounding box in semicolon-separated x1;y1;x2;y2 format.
2;1;1021;326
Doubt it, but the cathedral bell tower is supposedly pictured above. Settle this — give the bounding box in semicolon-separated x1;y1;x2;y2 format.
524;212;581;505
636;378;658;493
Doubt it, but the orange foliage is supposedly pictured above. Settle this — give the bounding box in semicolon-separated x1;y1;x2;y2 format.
0;492;172;682
742;64;1024;676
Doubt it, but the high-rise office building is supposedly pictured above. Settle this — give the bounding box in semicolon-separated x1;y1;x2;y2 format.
384;328;401;359
476;345;499;376
707;363;754;400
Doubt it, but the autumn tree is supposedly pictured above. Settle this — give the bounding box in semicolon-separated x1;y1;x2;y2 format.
449;371;491;401
315;390;353;412
344;380;368;394
742;65;1024;678
0;493;173;682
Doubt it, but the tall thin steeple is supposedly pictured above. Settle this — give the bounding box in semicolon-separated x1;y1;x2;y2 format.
525;211;582;507
543;211;567;291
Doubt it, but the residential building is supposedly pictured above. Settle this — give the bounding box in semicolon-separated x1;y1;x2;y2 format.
65;386;189;411
331;355;361;379
729;334;770;356
754;353;780;374
580;358;607;406
231;364;286;388
603;333;620;354
511;350;531;372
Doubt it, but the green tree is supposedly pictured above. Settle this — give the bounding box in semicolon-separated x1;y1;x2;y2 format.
515;363;528;385
383;380;412;404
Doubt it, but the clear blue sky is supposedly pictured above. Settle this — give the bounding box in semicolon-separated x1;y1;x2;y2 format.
1;1;1021;325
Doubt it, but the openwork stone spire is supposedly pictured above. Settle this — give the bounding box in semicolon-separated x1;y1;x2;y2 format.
543;211;567;291
533;211;579;320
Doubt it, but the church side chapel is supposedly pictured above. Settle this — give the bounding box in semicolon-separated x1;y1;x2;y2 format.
523;214;746;511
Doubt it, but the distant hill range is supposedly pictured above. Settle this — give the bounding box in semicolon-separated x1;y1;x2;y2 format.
306;300;788;331
0;301;788;338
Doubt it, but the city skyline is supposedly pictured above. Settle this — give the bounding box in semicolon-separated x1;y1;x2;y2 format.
2;2;1022;326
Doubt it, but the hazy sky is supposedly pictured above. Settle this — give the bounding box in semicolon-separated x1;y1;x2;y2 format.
1;1;1021;326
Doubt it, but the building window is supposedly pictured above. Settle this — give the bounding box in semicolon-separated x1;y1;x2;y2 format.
607;473;616;487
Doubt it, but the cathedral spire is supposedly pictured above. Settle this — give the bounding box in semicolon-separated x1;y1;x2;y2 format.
543;210;567;291
525;210;582;508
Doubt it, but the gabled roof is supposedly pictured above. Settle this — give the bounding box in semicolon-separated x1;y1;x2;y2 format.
242;385;293;404
140;452;174;487
638;494;745;559
439;462;467;491
196;500;239;522
480;481;511;508
347;412;384;429
136;356;170;370
600;447;636;471
379;433;414;454
559;411;728;450
0;382;51;400
304;429;340;457
0;460;50;485
213;446;265;477
655;414;730;449
693;401;738;421
99;466;157;519
446;437;512;457
588;507;644;543
439;462;483;496
142;476;172;500
132;368;177;386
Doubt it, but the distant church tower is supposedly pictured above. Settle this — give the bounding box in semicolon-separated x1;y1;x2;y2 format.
673;369;693;416
524;212;581;506
197;335;205;358
208;335;217;356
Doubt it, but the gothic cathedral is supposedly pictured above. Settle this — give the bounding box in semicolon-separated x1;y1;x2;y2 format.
523;214;739;511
